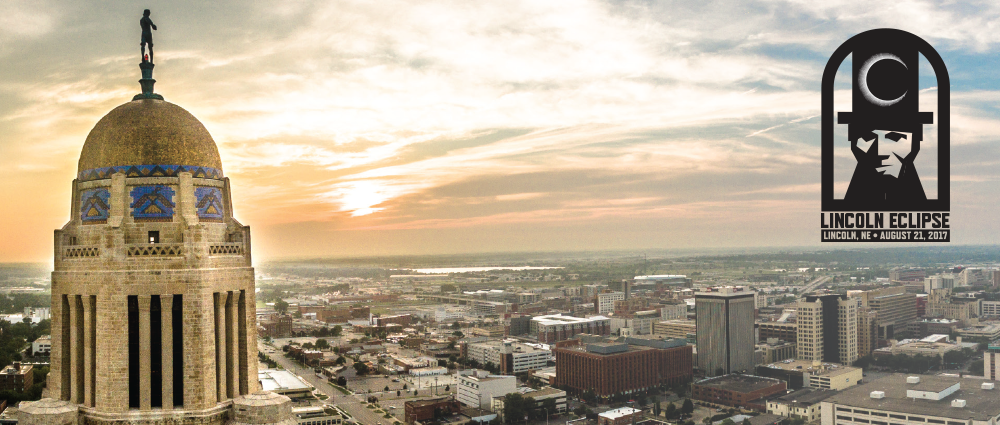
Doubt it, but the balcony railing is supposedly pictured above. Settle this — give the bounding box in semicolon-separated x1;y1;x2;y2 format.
209;243;244;256
64;246;100;259
127;243;183;257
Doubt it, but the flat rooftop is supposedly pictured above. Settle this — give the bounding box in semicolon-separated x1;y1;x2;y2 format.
761;360;859;377
771;388;837;407
694;375;784;393
258;369;313;393
532;314;609;326
825;374;1000;420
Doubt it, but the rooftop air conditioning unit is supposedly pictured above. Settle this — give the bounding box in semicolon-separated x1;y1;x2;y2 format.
952;399;967;408
983;383;996;390
870;391;885;399
907;376;921;384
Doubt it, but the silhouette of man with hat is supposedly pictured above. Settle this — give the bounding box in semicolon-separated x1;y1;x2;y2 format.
839;34;934;210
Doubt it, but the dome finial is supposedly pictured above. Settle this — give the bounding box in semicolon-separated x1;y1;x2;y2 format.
134;9;163;101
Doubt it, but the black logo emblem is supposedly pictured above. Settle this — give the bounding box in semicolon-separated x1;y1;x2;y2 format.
820;29;950;242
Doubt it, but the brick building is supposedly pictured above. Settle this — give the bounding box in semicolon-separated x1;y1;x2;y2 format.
259;314;293;338
553;335;692;398
373;314;412;327
691;374;786;411
404;396;461;425
0;362;33;392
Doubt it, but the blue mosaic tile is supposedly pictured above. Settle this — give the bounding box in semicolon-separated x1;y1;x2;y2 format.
130;185;175;221
78;165;223;182
80;188;110;223
195;187;225;221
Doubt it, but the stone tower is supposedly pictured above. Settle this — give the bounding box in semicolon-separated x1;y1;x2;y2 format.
20;54;293;424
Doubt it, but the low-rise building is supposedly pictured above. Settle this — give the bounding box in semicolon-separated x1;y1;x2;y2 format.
530;314;611;343
457;373;516;410
0;362;33;392
292;406;343;425
258;368;314;399
820;374;1000;425
654;320;697;340
598;407;642;425
691;374;787;411
756;339;797;364
766;388;836;422
491;386;568;414
758;322;798;343
467;340;552;374
756;360;862;390
957;322;1000;341
404;396;462;425
874;335;966;359
31;335;51;356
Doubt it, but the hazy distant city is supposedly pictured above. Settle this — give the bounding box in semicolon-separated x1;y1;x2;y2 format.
8;246;1000;424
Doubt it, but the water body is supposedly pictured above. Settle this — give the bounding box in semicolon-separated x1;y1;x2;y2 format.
405;266;564;274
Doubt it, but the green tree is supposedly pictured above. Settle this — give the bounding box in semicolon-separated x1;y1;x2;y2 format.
336;376;347;386
316;339;330;350
335;356;346;365
353;362;370;375
665;402;677;419
274;300;289;314
682;399;694;415
332;325;343;336
743;419;752;425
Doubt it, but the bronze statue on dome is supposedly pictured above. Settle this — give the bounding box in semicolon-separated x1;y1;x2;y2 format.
140;9;157;63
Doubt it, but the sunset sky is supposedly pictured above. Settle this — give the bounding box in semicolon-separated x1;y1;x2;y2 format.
3;1;1000;263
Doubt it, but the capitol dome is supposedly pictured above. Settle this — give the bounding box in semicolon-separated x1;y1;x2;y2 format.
77;99;223;180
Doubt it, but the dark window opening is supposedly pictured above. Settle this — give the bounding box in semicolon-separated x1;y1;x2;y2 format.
173;295;183;407
150;296;162;408
128;296;139;409
148;231;159;244
238;290;247;395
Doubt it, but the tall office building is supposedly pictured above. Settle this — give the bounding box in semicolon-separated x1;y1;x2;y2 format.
857;307;878;357
854;286;917;338
796;294;858;365
19;43;294;424
696;286;756;376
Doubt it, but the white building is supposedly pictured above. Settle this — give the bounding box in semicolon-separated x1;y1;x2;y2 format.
597;292;625;315
821;375;1000;425
661;303;688;320
467;340;552;374
32;335;52;355
457;373;516;410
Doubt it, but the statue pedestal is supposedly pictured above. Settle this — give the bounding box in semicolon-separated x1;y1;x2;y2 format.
134;61;164;101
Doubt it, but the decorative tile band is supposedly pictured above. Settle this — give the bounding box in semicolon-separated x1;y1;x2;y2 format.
195;187;225;222
78;165;223;182
130;185;176;221
80;188;110;224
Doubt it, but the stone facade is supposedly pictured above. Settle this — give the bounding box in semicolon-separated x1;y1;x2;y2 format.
21;64;292;424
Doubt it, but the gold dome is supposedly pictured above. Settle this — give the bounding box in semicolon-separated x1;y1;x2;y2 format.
78;99;222;174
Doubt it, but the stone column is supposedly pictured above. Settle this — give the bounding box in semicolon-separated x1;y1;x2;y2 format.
82;295;95;407
47;293;67;400
215;292;227;401
242;288;261;394
226;291;239;397
139;295;152;410
68;295;82;404
161;294;174;409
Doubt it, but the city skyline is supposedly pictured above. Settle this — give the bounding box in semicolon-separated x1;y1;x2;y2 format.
4;1;1000;263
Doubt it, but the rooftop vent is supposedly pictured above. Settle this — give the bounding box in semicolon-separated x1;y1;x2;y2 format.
983;382;995;390
951;399;966;408
907;376;921;384
870;391;885;399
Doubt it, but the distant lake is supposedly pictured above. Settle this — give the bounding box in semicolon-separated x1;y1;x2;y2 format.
404;266;564;274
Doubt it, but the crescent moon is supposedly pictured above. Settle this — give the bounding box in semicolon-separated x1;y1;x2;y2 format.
859;53;907;107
